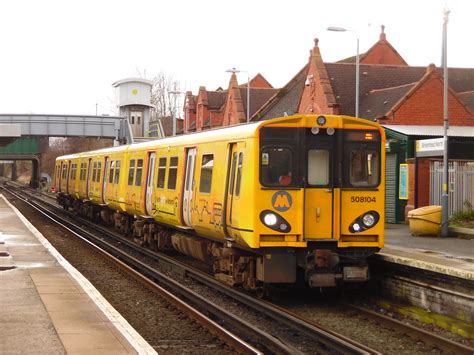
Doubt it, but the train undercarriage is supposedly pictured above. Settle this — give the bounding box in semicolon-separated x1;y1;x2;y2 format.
58;193;377;291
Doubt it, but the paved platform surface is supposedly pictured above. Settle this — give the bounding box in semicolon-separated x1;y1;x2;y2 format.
379;223;474;280
0;195;156;354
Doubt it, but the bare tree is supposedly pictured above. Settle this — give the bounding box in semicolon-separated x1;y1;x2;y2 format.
150;72;181;121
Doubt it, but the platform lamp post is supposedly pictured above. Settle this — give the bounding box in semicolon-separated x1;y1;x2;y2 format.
327;26;360;117
169;91;184;136
441;7;450;237
226;68;250;122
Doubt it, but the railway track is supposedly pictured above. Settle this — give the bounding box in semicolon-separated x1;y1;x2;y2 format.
3;180;473;354
2;182;375;354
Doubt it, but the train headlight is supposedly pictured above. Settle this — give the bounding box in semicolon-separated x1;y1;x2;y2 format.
263;213;278;226
260;210;292;233
362;213;376;227
349;210;380;233
317;115;326;126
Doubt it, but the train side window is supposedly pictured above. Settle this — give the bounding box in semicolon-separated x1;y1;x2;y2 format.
128;160;135;185
157;157;167;189
114;161;120;184
97;162;102;182
72;164;77;180
260;147;294;187
235;153;243;196
135;159;143;186
92;162;97;182
109;161;115;184
199;154;214;193
229;152;237;195
80;163;85;180
167;157;178;190
307;150;330;186
62;165;67;179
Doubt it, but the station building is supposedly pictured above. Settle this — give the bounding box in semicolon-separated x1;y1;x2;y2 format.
183;26;474;223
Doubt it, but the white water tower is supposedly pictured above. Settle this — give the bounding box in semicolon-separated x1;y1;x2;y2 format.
113;78;154;137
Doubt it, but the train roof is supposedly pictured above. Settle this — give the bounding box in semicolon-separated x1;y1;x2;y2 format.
56;115;383;161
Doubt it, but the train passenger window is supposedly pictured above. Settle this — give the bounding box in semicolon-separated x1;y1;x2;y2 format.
109;161;115;184
72;164;77;180
114;161;120;184
199;154;214;193
229;152;237;195
135;159;143;186
80;163;86;180
128;160;135;185
347;148;380;187
260;147;294;187
235;153;243;196
157;157;167;189
62;165;67;179
92;162;97;182
97;162;102;182
307;150;330;186
167;157;178;190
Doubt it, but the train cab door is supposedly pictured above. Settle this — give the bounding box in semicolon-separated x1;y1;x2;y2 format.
145;152;156;216
182;148;196;226
102;157;109;204
66;161;71;194
304;140;334;239
86;159;92;199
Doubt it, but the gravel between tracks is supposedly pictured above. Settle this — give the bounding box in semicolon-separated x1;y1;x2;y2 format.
6;195;230;354
7;192;472;354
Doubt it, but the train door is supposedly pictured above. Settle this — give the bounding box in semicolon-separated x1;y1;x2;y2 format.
57;163;63;192
102;157;109;204
225;143;238;236
145;152;156;216
182;148;196;226
86;159;92;199
304;139;334;239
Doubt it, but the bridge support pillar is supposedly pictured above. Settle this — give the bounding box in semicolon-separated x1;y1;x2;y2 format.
11;162;17;180
30;159;40;188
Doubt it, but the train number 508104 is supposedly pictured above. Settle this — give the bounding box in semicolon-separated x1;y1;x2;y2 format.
351;196;376;203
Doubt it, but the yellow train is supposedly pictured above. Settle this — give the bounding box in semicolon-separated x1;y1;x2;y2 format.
54;114;385;289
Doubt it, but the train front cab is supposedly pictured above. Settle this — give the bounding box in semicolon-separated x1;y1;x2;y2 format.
254;115;385;288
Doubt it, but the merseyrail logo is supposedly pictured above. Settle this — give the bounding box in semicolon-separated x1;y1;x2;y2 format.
272;191;292;212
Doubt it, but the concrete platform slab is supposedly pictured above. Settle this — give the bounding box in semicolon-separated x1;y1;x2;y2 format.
0;194;156;354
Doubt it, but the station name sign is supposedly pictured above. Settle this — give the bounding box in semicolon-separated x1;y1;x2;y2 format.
416;138;445;157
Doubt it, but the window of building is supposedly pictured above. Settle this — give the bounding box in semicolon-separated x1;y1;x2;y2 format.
199;154;214;193
167;157;178;190
135;159;143;186
157;157;167;189
131;116;135;124
128;159;135;185
235;153;243;196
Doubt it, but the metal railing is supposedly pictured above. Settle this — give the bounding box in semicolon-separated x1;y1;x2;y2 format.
430;161;474;216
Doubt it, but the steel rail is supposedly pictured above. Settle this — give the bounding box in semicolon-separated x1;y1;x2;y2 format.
1;186;274;355
4;183;376;354
347;304;474;355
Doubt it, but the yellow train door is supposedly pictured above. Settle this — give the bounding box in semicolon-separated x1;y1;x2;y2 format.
304;140;334;239
183;148;196;226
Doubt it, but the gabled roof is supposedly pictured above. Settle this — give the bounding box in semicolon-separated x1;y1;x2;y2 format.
325;64;474;117
207;91;227;110
458;91;474;112
256;64;309;120
361;83;416;119
239;87;279;119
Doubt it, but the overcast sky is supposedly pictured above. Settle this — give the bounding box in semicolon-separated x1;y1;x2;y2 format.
0;0;472;116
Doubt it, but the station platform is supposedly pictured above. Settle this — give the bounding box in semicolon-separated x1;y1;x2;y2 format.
378;223;474;281
0;195;156;354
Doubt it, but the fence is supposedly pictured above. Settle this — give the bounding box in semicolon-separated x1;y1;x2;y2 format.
430;161;474;216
